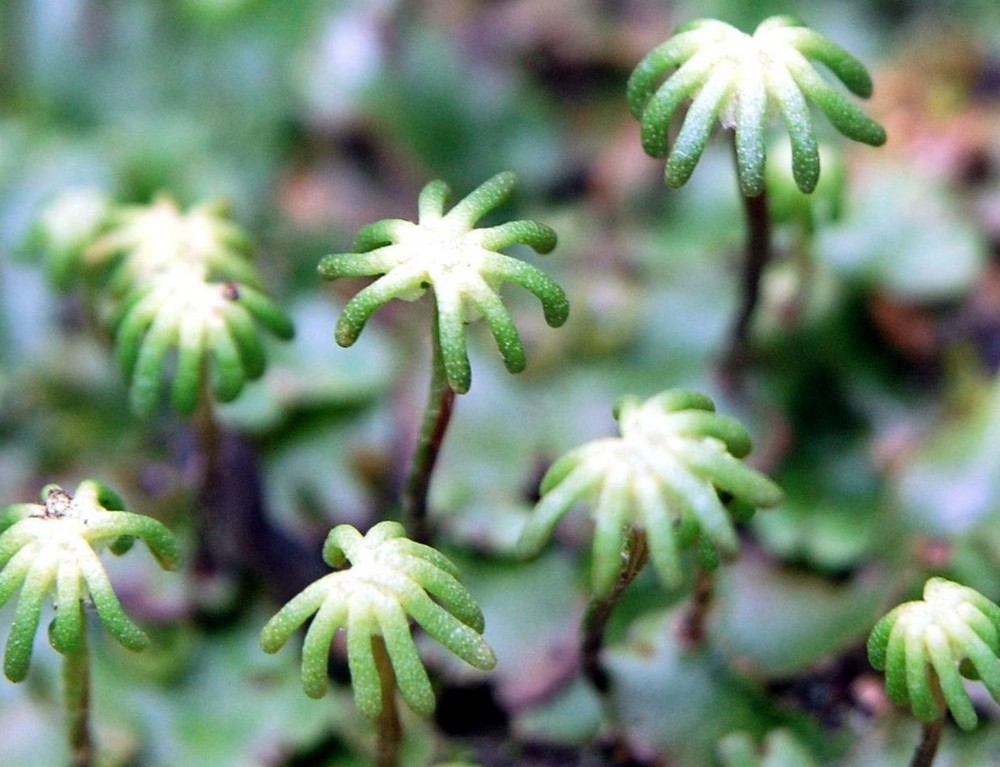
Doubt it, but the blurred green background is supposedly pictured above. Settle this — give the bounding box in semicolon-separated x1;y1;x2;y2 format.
1;0;1000;765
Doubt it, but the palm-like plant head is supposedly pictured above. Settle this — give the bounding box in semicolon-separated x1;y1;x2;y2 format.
517;389;783;597
868;578;1000;730
0;480;179;682
261;521;495;718
318;172;569;394
628;16;886;195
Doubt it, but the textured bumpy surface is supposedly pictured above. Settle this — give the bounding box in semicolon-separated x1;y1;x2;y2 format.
517;389;783;597
627;16;886;195
867;577;1000;730
260;521;496;718
88;196;294;414
318;171;569;394
0;481;179;682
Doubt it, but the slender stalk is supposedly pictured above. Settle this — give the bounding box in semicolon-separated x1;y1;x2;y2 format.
63;608;94;767
722;149;772;382
402;311;456;544
910;718;944;767
677;560;715;648
372;636;402;767
581;531;649;693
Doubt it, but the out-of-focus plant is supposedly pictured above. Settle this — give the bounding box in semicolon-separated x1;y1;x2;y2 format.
261;521;495;767
319;171;568;541
0;481;179;767
868;578;1000;767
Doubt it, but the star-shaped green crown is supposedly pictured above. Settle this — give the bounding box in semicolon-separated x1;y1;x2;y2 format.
0;480;179;682
517;390;783;597
868;577;1000;730
318;172;569;394
260;521;496;718
627;16;887;196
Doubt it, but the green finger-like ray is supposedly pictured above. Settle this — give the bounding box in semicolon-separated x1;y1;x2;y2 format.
925;624;976;729
403;586;495;670
0;504;35;535
5;553;58;682
626;29;707;117
591;465;632;598
647;389;716;414
473;220;557;253
517;463;603;557
346;609;382;718
318;246;405;281
351;219;411;254
222;302;267;380
650;452;736;554
539;448;586;494
114;294;160;380
208;322;246;402
392;538;461;579
51;560;84;654
481;253;569;327
300;594;347;699
0;546;34;608
465;275;526;374
680;66;747;184
418;180;451;222
237;286;295;340
443;172;515;231
683;441;784;507
129;310;179;415
765;59;820;193
782;49;886;146
660;411;753;457
884;619;911;705
960;604;1000;654
376;600;435;716
335;262;428;347
783;26;874;97
396;556;484;632
88;513;180;570
435;289;472;394
260;579;331;653
171;310;206;415
734;52;768;196
636;473;683;588
904;624;940;722
948;620;1000;702
75;543;148;651
639;46;719;158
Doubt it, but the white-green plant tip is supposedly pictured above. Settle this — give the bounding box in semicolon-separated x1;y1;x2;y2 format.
0;481;179;682
260;521;496;718
517;389;783;598
318;171;568;394
113;267;294;415
85;195;260;296
627;15;886;196
868;577;1000;730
